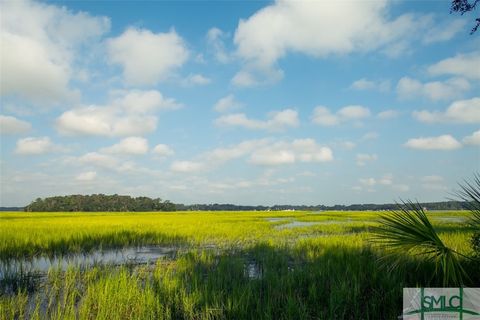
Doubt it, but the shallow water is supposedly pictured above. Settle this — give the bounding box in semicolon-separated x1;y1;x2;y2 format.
0;245;181;295
245;260;262;279
265;217;291;222
432;216;467;223
0;245;178;278
276;221;321;229
265;217;350;228
271;219;352;229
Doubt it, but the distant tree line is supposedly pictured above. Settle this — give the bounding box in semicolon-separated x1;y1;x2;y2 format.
9;197;468;212
0;207;23;212
175;201;467;212
24;194;176;212
175;203;271;211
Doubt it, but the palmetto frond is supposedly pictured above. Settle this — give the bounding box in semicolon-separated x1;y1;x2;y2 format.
453;173;480;230
371;200;467;286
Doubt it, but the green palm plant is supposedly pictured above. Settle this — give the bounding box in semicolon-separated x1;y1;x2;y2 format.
454;173;480;229
371;174;480;286
454;173;480;258
371;200;468;286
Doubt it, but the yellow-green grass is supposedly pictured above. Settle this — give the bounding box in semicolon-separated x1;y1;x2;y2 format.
0;210;473;260
0;210;478;319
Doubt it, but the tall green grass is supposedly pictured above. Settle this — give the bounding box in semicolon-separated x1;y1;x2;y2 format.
2;242;478;319
0;210;471;260
0;210;476;319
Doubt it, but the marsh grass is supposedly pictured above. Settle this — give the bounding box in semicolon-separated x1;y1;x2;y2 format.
2;243;478;320
0;210;476;319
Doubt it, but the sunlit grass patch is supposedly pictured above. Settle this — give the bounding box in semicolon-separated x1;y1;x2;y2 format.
0;210;472;260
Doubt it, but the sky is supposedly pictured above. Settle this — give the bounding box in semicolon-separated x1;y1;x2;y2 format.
0;0;479;207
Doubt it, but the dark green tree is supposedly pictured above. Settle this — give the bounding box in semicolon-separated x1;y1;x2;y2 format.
451;0;480;33
24;194;177;212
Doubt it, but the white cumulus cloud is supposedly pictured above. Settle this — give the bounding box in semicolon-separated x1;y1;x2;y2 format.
312;105;370;126
216;109;299;131
355;174;407;192
404;135;462;150
350;78;390;92
56;90;180;137
377;110;399;120
114;89;181;113
396;77;470;101
0;115;31;134
169;138;331;171
182;74;211;86
231;68;284;87
412;97;480;124
213;95;242;113
78;152;118;168
14;137;58;155
422;19;467;44
107;27;189;85
169;139;269;173
233;0;430;84
463;130;480;146
206;27;231;63
428;51;480;80
57;105;157;137
249;139;333;166
0;0;109;103
206;139;269;164
152;144;175;157
100;137;149;155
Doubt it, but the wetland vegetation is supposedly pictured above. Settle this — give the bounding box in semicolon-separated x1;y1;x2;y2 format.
0;209;478;319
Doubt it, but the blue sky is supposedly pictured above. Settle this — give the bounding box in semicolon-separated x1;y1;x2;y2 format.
0;0;479;206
